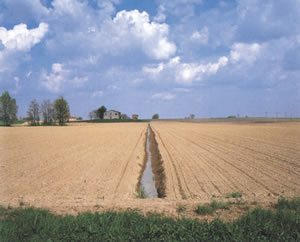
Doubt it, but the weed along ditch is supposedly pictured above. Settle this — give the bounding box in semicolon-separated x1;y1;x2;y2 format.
138;124;166;198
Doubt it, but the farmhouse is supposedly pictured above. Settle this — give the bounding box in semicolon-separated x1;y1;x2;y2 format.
132;114;139;120
68;116;77;121
104;110;121;119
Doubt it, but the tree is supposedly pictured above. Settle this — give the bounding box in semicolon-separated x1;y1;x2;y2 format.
27;99;40;126
54;96;70;125
89;110;97;120
41;100;55;125
121;114;130;120
0;91;18;126
152;114;159;119
96;105;107;119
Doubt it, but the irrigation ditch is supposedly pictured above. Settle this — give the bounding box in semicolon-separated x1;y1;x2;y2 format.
136;124;166;198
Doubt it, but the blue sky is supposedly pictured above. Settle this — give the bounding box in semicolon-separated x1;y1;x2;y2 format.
0;0;299;119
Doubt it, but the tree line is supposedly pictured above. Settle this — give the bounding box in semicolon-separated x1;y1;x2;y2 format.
27;96;70;126
0;91;70;126
1;91;160;126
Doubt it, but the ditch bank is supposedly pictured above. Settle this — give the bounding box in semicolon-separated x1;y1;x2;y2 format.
136;125;166;198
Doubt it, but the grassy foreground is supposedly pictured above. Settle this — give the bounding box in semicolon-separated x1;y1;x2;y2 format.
0;197;300;241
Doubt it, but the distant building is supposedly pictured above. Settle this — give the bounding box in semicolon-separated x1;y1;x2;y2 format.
69;116;77;121
104;110;121;119
132;114;139;120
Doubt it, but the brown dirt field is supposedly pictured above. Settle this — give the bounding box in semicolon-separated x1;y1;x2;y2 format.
0;123;147;208
151;121;300;202
1;121;300;221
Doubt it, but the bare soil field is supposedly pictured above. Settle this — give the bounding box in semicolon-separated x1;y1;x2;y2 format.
0;123;147;209
1;121;300;220
151;122;300;201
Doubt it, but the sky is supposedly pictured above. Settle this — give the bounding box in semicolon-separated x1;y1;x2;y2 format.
0;0;300;119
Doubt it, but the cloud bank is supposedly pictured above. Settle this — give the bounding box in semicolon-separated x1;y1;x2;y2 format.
0;0;299;118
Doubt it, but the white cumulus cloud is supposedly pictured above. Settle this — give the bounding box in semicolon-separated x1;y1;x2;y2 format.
112;10;176;59
41;63;66;93
0;23;48;51
41;63;88;93
178;56;228;84
144;55;228;85
230;42;261;63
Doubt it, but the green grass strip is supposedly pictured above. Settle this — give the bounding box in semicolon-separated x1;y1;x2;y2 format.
0;120;26;126
1;197;300;241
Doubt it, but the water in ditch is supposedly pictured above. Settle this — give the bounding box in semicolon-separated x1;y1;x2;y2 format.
140;127;158;198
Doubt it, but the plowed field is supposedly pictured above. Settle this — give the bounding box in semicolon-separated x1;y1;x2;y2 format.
151;122;300;201
0;123;147;208
1;121;300;220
